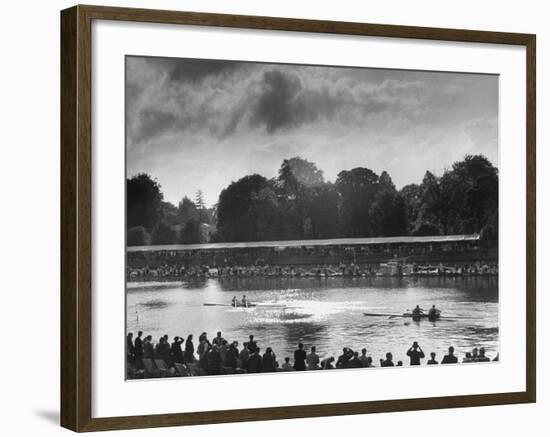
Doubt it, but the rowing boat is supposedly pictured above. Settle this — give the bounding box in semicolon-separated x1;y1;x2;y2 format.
363;311;478;320
203;302;288;308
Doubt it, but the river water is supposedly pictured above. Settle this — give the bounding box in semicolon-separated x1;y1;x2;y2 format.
126;276;499;366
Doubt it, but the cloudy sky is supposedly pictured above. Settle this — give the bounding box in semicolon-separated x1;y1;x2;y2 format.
126;56;498;207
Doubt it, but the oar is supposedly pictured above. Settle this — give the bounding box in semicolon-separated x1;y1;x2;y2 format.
363;312;403;318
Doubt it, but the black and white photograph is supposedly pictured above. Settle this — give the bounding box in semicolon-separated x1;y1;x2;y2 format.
125;56;499;380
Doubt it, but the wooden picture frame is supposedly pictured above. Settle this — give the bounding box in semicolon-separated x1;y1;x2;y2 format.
60;4;536;432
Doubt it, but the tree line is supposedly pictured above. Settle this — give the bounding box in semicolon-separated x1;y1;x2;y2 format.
126;154;498;247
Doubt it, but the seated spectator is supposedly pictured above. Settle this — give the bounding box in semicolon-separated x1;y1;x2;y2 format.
441;346;458;364
427;352;438;365
476;347;491;362
247;347;263;373
281;357;293;371
348;351;362;368
321;356;335;369
380;352;394;367
358;348;369;367
306;346;320;370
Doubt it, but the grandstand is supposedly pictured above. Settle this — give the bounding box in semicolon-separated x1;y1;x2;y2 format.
127;234;496;268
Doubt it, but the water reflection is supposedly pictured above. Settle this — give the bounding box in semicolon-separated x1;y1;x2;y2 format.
127;276;499;365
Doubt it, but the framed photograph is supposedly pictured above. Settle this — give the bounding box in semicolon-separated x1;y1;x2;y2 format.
60;5;536;432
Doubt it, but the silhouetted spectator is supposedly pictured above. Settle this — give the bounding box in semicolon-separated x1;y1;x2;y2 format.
293;343;307;371
441;346;458;364
127;332;134;363
134;331;143;368
427;352;438;365
476;347;491;362
380;352;394;367
170;336;184;364
143;335;154;359
406;341;425;365
183;334;195;363
262;347;277;372
247;348;263;373
281;357;293;370
306;346;320;370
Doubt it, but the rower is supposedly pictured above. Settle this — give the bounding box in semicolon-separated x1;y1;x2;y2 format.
231;296;238;307
428;304;440;322
412;305;424;321
242;295;248;308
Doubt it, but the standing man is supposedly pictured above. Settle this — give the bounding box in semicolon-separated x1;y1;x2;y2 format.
143;335;154;359
294;343;307;371
406;341;425;365
247;335;257;353
126;332;134;364
134;331;144;369
212;331;224;346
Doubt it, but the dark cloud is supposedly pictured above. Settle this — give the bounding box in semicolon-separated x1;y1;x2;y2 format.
250;69;401;133
251;70;303;133
151;57;243;83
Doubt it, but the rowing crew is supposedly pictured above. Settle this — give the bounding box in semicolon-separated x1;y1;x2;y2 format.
412;304;441;322
232;295;251;308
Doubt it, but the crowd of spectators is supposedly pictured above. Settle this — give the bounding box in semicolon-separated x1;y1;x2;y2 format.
126;330;498;379
126;261;498;281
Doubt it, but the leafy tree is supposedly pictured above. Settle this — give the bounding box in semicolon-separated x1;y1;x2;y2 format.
335;167;380;237
127;226;150;246
413;223;441;236
248;187;284;240
216;174;271;241
178;218;202;244
150;220;176;245
127;174;163;230
370;191;407;237
277;157;325;199
445;154;498;234
400;183;423;234
177;196;199;225
416;171;451;234
414;155;498;236
300;184;340;239
160;201;179;226
379;170;396;192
